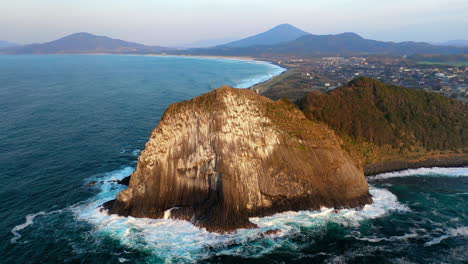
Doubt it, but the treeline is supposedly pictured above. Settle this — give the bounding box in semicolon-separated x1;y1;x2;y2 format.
297;77;467;153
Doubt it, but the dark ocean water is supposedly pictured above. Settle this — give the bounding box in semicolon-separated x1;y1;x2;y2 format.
0;55;466;264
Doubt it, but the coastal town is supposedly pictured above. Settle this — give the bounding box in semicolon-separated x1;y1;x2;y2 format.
273;56;468;101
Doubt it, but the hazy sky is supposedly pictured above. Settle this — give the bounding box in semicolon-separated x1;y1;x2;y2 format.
1;0;467;45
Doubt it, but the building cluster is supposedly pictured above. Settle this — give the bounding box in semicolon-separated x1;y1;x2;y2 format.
277;57;468;101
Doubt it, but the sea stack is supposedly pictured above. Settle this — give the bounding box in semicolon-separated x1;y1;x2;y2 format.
104;86;372;232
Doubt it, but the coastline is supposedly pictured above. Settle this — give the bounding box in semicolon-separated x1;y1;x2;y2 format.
364;154;468;176
145;54;289;90
2;53;288;90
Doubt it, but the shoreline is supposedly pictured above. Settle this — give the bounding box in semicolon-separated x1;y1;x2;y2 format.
1;52;259;62
364;154;468;176
2;53;288;90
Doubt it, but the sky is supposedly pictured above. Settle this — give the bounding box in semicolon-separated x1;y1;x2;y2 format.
1;0;468;46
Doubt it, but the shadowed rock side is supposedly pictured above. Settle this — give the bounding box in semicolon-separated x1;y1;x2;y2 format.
104;86;371;232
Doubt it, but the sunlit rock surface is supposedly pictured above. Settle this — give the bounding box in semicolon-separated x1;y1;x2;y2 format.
104;86;372;232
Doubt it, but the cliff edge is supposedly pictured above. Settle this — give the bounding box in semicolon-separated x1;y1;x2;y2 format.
104;86;371;232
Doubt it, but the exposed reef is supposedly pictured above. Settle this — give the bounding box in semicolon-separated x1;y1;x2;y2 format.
104;86;372;232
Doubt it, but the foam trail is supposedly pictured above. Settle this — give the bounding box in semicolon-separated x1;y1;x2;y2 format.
369;167;468;180
11;211;46;243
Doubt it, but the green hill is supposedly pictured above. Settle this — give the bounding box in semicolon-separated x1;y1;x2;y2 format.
298;77;468;163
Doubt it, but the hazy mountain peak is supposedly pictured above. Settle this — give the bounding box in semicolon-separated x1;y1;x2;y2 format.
222;24;310;48
0;32;171;54
337;32;363;39
271;23;302;30
66;32;98;38
0;40;18;48
434;39;468;47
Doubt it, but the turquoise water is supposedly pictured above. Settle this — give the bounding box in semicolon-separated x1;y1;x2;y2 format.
1;55;466;263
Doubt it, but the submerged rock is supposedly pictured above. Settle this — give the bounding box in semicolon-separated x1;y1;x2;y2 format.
104;86;371;232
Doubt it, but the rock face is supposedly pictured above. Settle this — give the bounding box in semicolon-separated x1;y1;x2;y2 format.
104;86;371;232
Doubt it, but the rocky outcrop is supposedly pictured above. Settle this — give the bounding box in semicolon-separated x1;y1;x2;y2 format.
104;86;371;232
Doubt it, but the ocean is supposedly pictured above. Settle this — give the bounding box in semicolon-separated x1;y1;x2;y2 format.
0;55;466;264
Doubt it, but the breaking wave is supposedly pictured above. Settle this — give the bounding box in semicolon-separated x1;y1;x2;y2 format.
233;61;285;88
70;167;408;263
369;167;468;180
10;166;467;263
424;227;468;247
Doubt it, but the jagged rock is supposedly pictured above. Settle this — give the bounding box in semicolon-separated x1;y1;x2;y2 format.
104;86;371;232
116;176;131;186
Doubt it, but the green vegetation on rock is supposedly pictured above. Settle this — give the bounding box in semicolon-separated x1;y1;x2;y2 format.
298;77;468;163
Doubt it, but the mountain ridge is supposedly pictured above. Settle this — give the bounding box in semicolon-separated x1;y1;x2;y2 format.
0;32;172;54
186;26;468;56
3;25;468;56
0;40;18;48
433;40;468;47
221;24;310;48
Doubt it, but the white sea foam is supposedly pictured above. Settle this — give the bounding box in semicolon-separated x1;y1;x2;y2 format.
74;174;408;263
369;167;468;180
251;187;409;230
352;231;419;243
10;211;47;243
424;227;468;247
155;55;286;89
10;209;65;244
234;62;286;89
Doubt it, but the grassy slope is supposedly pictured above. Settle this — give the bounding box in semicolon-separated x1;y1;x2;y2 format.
297;77;468;164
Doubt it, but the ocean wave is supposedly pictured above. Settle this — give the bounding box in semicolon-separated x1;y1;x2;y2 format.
73;170;408;263
250;187;409;230
234;63;285;89
424;227;468;247
369;167;468;180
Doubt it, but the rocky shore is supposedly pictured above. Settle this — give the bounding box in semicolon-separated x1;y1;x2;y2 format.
364;154;468;176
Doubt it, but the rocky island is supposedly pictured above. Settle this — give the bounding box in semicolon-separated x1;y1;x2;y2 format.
104;86;372;232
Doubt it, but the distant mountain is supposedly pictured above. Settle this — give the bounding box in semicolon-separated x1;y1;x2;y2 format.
433;40;468;47
0;40;18;48
221;24;310;48
267;33;468;55
0;33;172;54
186;30;468;56
178;37;240;48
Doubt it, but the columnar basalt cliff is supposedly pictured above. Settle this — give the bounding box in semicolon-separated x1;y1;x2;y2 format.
104;86;372;232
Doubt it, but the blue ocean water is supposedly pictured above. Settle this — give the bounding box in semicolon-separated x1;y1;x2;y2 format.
0;55;467;264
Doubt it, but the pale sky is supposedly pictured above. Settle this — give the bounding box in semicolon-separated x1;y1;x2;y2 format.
1;0;467;46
